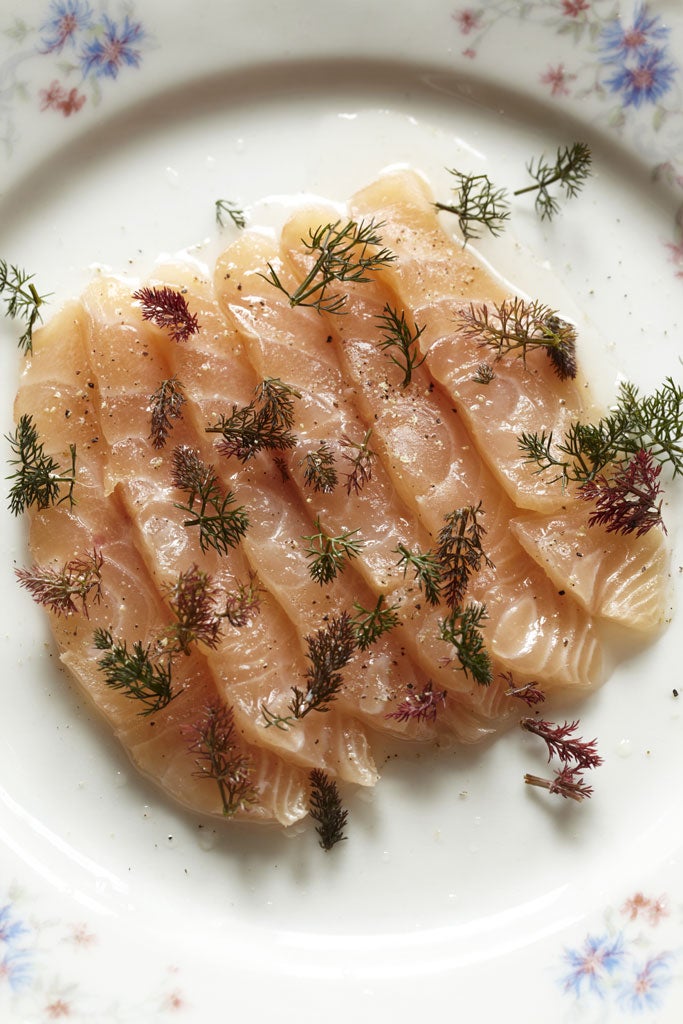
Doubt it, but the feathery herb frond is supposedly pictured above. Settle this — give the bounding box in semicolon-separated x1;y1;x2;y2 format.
206;377;300;461
93;628;175;716
309;768;348;850
6;413;76;515
184;703;257;817
514;142;592;220
148;376;186;448
0;259;50;354
15;548;103;617
438;602;493;685
172;445;249;555
375;303;426;386
132;285;199;342
435;170;510;242
302;517;364;586
215;199;247;229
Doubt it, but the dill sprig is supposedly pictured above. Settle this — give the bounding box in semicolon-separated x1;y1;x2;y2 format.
159;565;223;656
206;377;300;461
6;413;77;515
438;602;493;685
223;572;263;627
435;503;494;610
434;170;510;243
385;680;447;724
351;594;400;650
375;303;426;387
172;445;249;555
15;548;103;617
514;142;592;220
261;218;396;315
302;442;338;493
132;285;199;343
455;298;578;381
184;703;257;817
0;259;50;355
340;429;375;496
148;376;186;449
215;199;247;229
309;768;348;850
395;543;442;606
93;627;176;716
472;362;496;385
518;377;683;489
302;517;364;586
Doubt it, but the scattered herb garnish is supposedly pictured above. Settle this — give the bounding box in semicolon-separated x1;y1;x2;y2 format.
302;442;338;493
309;768;348;850
579;448;665;537
148;376;186;449
0;259;50;355
184;703;257;817
434;170;510;242
375;303;426;387
302;517;364;586
132;285;199;342
15;548;103;618
502;672;545;707
351;594;400;650
514;142;592;220
435;503;493;610
6;413;76;515
395;544;442;606
215;199;247;229
206;377;300;461
472;363;496;385
261;218;396;314
455;298;578;381
524;766;594;802
340;429;375;496
159;565;223;656
438;602;493;685
522;716;602;803
93;627;176;716
385;680;447;724
172;445;249;555
223;572;263;628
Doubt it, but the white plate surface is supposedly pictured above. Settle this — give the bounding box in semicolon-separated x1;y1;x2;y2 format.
1;1;683;1020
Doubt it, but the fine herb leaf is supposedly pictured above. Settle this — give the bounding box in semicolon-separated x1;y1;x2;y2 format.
435;503;494;610
159;565;223;656
514;142;592;220
309;768;348;850
385;680;447;724
172;445;249;555
302;442;338;493
302;517;364;586
434;170;510;242
340;429;375;496
15;548;103;617
375;303;426;387
93;627;175;716
579;448;666;537
521;717;603;771
223;573;263;627
132;285;199;342
351;594;400;650
472;362;496;385
206;377;300;461
438;602;493;685
395;543;442;606
184;703;257;816
0;259;51;355
6;413;77;515
455;298;578;381
261;218;396;315
524;767;594;802
148;376;186;449
215;199;247;229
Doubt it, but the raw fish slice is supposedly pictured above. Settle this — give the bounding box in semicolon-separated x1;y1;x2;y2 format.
80;275;379;785
348;168;597;513
16;302;308;824
271;208;605;696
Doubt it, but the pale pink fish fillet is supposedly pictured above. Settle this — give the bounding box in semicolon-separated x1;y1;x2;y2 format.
153;261;499;746
16;301;308;825
350;169;671;635
269;207;606;697
348;167;599;514
509;508;671;632
79;275;380;784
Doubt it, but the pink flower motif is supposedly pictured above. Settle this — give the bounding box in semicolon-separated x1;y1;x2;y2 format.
666;241;683;277
540;63;576;97
68;923;96;947
45;1000;71;1019
647;896;669;925
622;892;651;920
562;0;590;16
463;47;477;59
452;9;480;35
39;80;86;117
163;989;185;1011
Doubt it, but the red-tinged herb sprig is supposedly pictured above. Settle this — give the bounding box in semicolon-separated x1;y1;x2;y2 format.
525;766;594;802
132;285;199;343
385;680;447;725
215;199;246;229
159;565;223;656
579;448;666;537
455;298;578;381
148;376;186;449
301;442;338;493
261;218;396;315
171;445;249;556
434;170;510;243
375;303;426;387
351;594;400;650
6;413;77;515
206;378;300;462
340;429;375;496
262;611;356;728
502;672;545;707
521;717;603;771
309;768;348;850
15;548;103;618
93;627;176;716
183;703;257;817
438;602;493;685
0;259;51;355
514;142;592;220
223;573;263;628
302;517;364;586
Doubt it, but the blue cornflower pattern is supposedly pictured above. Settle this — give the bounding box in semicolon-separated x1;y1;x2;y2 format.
599;3;677;108
561;932;626;998
80;14;145;80
616;954;674;1013
0;902;32;993
39;0;93;54
0;903;27;947
600;2;669;62
604;45;677;108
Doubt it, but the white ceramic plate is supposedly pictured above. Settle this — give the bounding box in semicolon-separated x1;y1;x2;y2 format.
2;2;682;1020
